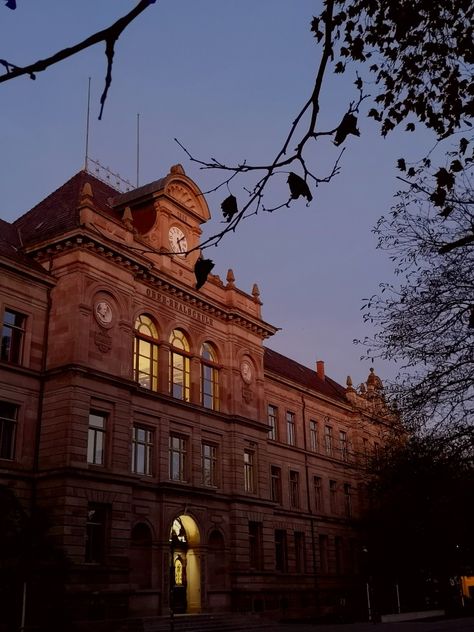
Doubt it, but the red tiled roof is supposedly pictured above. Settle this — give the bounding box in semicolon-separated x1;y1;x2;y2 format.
0;218;49;274
264;347;348;404
13;171;119;246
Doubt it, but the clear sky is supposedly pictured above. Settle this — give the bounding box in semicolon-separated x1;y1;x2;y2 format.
0;1;433;388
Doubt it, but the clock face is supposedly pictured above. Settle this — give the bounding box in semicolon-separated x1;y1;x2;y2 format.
240;360;253;384
169;226;187;256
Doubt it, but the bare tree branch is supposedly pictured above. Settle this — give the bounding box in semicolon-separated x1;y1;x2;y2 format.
0;0;156;119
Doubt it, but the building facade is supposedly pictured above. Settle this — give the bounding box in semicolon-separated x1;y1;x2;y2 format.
0;166;391;623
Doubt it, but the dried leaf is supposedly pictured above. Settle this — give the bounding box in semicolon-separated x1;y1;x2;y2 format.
194;258;214;290
287;172;313;203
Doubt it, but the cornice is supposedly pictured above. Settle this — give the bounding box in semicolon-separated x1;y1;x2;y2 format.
29;229;277;339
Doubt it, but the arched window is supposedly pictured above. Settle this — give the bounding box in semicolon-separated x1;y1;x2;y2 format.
201;342;219;410
133;314;159;391
169;329;190;401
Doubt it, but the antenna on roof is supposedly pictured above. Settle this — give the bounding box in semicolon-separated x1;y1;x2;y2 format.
84;77;91;171
136;112;140;188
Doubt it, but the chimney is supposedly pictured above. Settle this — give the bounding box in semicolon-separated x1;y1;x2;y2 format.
316;360;325;381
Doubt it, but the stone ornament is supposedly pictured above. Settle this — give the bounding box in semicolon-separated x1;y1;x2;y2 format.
94;300;114;328
240;359;253;384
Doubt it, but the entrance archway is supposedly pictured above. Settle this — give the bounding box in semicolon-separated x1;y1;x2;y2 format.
169;515;201;613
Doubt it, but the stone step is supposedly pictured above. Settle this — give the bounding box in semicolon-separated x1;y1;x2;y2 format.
138;613;277;632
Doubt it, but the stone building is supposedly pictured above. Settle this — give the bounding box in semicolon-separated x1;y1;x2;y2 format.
0;166;392;623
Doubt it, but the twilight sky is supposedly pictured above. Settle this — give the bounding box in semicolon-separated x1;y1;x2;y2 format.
0;1;434;388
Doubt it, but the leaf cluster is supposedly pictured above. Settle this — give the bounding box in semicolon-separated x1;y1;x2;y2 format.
314;0;474;138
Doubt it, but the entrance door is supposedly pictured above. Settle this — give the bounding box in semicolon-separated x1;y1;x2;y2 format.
169;516;201;614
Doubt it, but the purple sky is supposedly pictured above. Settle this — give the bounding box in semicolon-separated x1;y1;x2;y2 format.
0;1;434;388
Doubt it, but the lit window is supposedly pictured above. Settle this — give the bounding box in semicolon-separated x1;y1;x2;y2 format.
1;309;26;364
133;314;159;391
267;404;278;440
87;411;106;465
339;430;349;461
324;424;333;457
294;531;305;573
132;425;153;475
169;329;190;401
85;503;108;564
309;420;318;452
329;479;338;513
0;401;17;460
286;411;295;446
169;434;187;482
313;475;323;512
202;442;218;487
289;470;300;508
275;529;288;572
249;521;263;570
271;465;282;503
200;342;219;410
244;449;255;493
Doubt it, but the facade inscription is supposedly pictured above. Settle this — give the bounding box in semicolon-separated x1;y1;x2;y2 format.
146;288;214;326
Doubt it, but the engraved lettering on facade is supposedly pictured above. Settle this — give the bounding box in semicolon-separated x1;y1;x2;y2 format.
145;288;214;325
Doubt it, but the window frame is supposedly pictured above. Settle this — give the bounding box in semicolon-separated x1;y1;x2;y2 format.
267;404;278;441
339;430;349;461
294;531;306;573
343;482;353;518
133;314;159;391
131;424;154;476
286;411;296;446
329;479;338;513
289;470;300;509
169;329;191;402
0;401;17;460
85;503;108;564
201;441;218;487
275;529;288;572
313;475;323;512
324;424;333;457
270;465;282;503
1;308;26;365
87;410;106;466
243;449;255;493
169;433;188;482
200;342;220;411
249;521;264;571
309;420;318;452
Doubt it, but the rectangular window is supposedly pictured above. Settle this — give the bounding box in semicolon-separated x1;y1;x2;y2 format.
324;424;333;457
313;475;323;512
271;465;282;503
329;479;338;513
1;309;26;364
309;420;318;452
339;430;348;461
289;470;300;508
249;521;264;570
294;531;305;573
374;441;380;460
335;536;344;575
275;529;288;572
202;442;218;487
244;449;255;493
344;483;353;518
267;404;278;441
286;411;295;446
132;425;153;475
169;434;187;482
87;411;106;465
362;437;369;465
85;503;108;564
0;401;17;460
319;534;329;574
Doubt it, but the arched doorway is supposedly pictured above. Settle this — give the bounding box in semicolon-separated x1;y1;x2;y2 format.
169;515;201;613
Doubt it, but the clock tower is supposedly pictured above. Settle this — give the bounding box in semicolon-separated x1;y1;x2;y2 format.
111;164;211;273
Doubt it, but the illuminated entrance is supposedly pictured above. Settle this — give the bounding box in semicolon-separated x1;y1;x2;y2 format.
169;515;201;613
